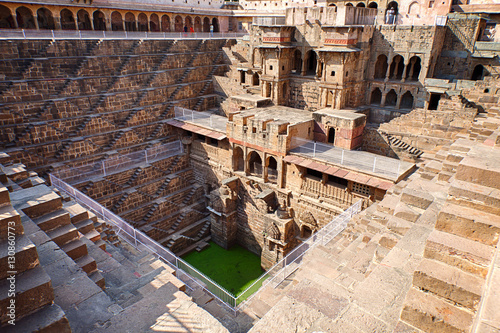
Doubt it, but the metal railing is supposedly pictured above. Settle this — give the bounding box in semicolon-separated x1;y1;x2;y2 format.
0;29;248;40
252;17;287;26
51;141;183;185
174;106;228;132
49;171;362;312
290;137;403;180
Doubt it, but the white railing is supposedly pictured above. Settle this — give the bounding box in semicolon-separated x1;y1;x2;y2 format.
252;17;287;26
290;137;402;180
174;106;228;132
49;171;362;311
51;141;183;185
0;29;248;40
435;15;448;27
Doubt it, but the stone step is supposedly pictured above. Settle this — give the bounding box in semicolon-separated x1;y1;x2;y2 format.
46;224;79;247
32;209;71;232
94;239;106;251
62;201;90;224
0;204;22;240
84;229;101;243
401;188;434;209
10;185;62;219
0;266;54;326
376;194;399;215
61;238;88;260
423;160;442;174
89;270;105;290
73;219;95;235
393;202;421;222
401;287;474;333
0;186;10;206
455;144;500;190
424;229;494;278
0;233;38;280
2;303;70;333
448;178;500;216
436;203;500;246
437;171;453;182
76;254;97;274
413;258;483;311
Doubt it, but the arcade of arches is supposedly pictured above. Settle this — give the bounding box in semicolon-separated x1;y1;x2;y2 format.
0;4;222;32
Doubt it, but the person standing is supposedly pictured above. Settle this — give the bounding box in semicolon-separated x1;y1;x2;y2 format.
210;24;214;37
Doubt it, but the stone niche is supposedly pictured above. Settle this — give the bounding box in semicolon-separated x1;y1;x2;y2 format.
209;176;239;249
313;108;366;150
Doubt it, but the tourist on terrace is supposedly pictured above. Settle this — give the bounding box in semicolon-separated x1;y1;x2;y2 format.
210;24;214;37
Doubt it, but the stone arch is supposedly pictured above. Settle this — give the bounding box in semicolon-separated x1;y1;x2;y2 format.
60;9;75;30
408;1;419;14
374;54;388;79
125;12;136;31
111;11;123;31
356;2;366;7
0;5;15;29
253;73;260;86
327;127;336;144
305;50;317;76
194;16;202;32
174;15;183;32
185;16;193;30
16;6;36;29
161;15;170;32
328;3;337;7
150;13;159;32
266;156;278;183
386;89;397;107
37;8;55;30
77;10;91;30
233;146;244;172
370;88;382;105
389;54;405;80
400;91;414;109
406;55;421;81
346;3;354;6
93;10;106;31
385;1;398;24
368;2;378;8
212;17;219;32
203;17;210;32
293;49;302;73
248;151;263;176
137;13;148;31
471;64;484;81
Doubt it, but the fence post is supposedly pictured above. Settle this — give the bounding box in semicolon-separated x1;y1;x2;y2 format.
51;30;55;39
22;29;26;39
373;157;377;172
313;142;316;157
125;30;128;38
145;150;149;164
103;30;106;39
397;161;400;176
341;150;344;164
133;228;137;248
79;30;82;39
102;161;106;177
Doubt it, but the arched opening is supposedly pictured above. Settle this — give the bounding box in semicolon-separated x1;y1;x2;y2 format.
405;56;421;81
233;147;244;172
125;12;136;31
389;55;405;80
212;17;219;32
150;14;159;32
240;70;246;84
305;50;317;76
368;2;378;8
37;8;55;30
400;91;414;109
301;225;313;238
370;88;382;105
161;15;170;32
174;15;183;32
60;9;75;30
253;73;260;86
194;16;202;32
185;16;193;31
16;7;36;29
408;1;419;15
374;54;388;79
293;49;302;73
203;17;210;32
248;151;262;176
385;1;398;24
265;82;272;98
327;128;335;144
111;11;123;31
0;5;15;29
356;3;366;7
385;89;398;107
93;10;106;31
428;93;441;110
137;13;148;31
346;3;354;6
267;156;278;183
471;64;484;81
328;3;337;8
77;10;91;30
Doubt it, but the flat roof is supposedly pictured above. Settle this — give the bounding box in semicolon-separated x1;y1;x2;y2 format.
231;94;271;103
314;108;366;120
234;105;313;125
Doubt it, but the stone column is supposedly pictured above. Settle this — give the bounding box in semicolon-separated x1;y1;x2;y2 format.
277;158;284;188
407;58;417;81
301;56;307;76
12;15;18;29
54;16;61;30
380;91;387;107
321;88;328;108
33;16;39;30
316;60;322;78
322;62;327;81
391;58;401;80
384;57;392;82
395;93;402;109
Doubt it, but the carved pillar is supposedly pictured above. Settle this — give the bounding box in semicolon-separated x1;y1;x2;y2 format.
395;93;402;109
407;57;417;81
301;56;307;76
401;60;409;83
384;57;392;82
391;58;401;80
380;91;387;107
